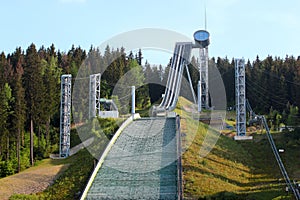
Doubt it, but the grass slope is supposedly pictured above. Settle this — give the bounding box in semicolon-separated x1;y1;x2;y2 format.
9;148;94;200
8;118;120;200
6;99;299;200
175;97;296;200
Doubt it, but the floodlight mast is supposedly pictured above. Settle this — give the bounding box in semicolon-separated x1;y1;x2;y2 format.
193;30;210;112
59;74;72;158
89;73;101;118
235;58;246;136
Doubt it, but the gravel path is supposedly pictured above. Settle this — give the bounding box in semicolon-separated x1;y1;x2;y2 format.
0;161;67;200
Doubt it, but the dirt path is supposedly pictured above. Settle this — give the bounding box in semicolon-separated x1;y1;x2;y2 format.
0;160;68;200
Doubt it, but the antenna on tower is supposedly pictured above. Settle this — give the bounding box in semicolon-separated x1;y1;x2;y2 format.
204;1;207;30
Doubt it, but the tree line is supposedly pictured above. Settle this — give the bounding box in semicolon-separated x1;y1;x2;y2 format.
0;43;170;177
0;44;84;176
1;43;300;177
216;55;300;129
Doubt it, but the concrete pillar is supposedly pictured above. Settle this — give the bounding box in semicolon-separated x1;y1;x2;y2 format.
198;80;201;112
131;86;135;115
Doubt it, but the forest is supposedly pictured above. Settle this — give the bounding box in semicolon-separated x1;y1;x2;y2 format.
0;43;300;177
217;56;300;129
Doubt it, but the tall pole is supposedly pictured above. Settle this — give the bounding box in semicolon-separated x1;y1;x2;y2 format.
204;1;207;30
199;47;209;109
198;80;201;112
194;30;210;111
131;86;135;116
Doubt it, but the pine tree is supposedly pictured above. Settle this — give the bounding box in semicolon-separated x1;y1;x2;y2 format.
0;83;14;160
23;43;44;166
137;49;143;65
0;52;14;160
10;48;26;172
42;56;61;151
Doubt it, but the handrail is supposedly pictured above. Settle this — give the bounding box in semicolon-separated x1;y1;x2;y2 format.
159;42;192;112
169;44;193;111
166;44;183;109
160;44;180;108
261;115;300;200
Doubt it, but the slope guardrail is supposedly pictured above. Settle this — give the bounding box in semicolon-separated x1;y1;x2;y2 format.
261;116;300;200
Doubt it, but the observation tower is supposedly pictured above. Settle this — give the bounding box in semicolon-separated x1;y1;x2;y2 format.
193;30;210;111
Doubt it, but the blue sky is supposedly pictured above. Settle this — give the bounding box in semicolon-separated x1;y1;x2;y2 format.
1;0;300;65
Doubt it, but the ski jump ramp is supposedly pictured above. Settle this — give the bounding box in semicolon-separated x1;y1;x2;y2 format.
155;42;193;113
81;116;182;199
81;42;191;199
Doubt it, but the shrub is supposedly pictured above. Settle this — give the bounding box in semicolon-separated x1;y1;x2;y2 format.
0;160;15;177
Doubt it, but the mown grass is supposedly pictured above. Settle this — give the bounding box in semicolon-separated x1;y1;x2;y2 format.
175;97;295;200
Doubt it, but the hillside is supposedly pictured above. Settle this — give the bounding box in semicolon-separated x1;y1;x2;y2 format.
1;118;121;200
3;97;300;199
175;97;298;199
0;159;67;200
7;148;94;200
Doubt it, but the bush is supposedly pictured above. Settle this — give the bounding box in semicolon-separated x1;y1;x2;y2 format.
0;160;15;177
97;117;119;139
20;148;31;171
291;127;300;140
284;127;300;140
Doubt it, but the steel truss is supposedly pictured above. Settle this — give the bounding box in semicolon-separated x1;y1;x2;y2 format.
235;58;246;136
59;74;72;157
89;73;101;118
199;47;209;109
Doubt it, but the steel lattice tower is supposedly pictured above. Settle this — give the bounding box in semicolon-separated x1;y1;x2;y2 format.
59;74;72;157
235;59;246;136
193;30;210;111
199;46;209;109
89;73;101;118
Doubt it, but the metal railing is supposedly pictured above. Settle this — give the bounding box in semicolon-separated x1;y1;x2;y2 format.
261;116;300;200
158;42;192;111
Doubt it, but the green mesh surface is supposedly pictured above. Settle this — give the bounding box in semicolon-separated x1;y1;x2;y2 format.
86;118;178;200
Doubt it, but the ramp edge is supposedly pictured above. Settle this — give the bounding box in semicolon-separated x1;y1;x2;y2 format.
80;113;141;200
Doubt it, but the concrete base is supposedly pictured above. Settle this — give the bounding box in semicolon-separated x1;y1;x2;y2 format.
156;112;167;117
99;111;119;118
167;112;177;118
155;111;177;118
234;136;253;141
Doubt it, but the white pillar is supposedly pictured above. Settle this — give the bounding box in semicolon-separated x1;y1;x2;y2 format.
198;80;201;112
131;86;135;115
